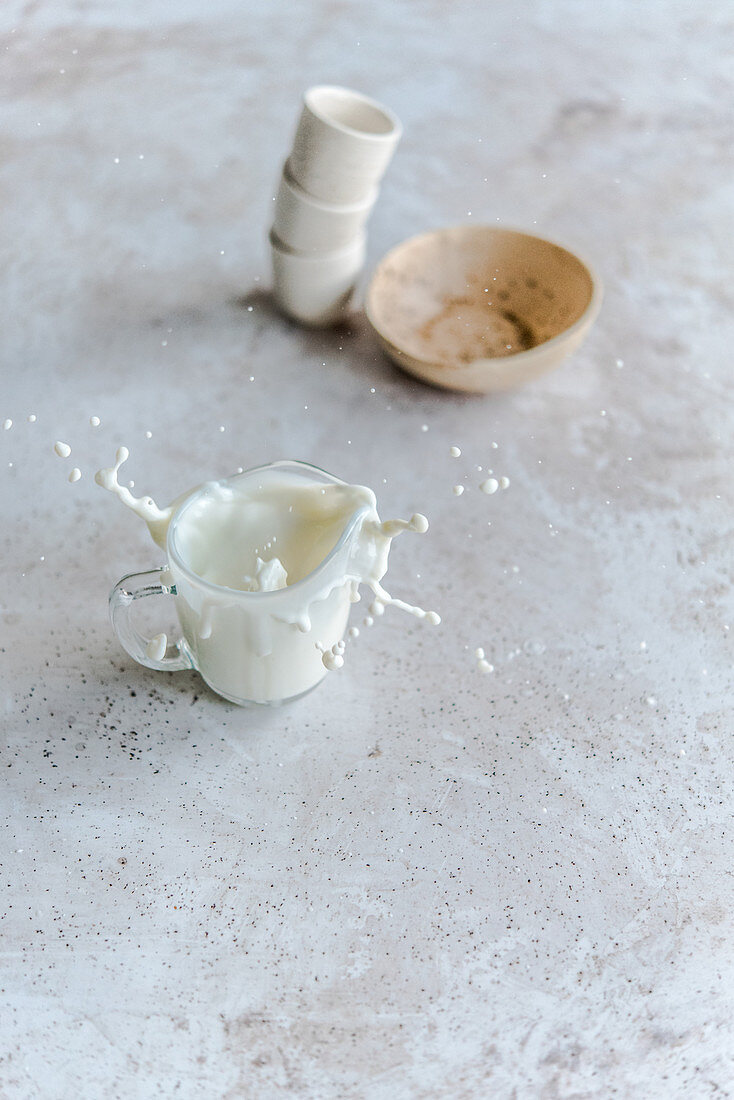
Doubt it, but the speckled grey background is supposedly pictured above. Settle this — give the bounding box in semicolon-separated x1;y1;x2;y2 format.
1;0;733;1096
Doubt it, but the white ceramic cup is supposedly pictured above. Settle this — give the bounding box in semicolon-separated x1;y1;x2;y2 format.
108;461;374;706
288;85;402;205
270;228;366;326
273;160;377;253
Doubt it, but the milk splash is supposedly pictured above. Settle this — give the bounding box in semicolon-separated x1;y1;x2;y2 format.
95;449;440;677
95;447;177;549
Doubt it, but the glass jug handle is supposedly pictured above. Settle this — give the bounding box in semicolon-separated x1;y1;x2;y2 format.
109;567;192;672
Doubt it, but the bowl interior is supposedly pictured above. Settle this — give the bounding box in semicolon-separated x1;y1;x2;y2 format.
366;227;596;370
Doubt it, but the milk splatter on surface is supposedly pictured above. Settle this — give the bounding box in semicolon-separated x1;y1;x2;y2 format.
474;646;494;674
68;467;82;483
3;419;12;430
54;440;71;458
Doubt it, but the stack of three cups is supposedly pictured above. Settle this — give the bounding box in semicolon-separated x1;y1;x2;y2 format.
270;86;402;327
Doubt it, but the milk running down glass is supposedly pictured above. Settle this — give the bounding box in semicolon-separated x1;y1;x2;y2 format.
98;456;439;705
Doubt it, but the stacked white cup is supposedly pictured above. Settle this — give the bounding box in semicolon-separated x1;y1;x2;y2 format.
270;86;402;326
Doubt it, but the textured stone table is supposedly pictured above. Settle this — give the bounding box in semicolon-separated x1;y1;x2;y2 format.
2;1;732;1096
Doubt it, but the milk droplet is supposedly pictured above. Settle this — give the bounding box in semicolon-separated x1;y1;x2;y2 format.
27;414;36;423
348;627;360;638
90;416;101;427
449;446;461;457
421;424;429;432
54;440;71;458
3;419;11;430
480;478;499;495
452;485;465;496
318;640;345;671
499;476;510;490
145;430;152;439
146;633;167;662
475;647;485;660
478;659;494;673
68;467;81;483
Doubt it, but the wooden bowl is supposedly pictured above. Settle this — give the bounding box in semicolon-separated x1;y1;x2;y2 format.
364;226;602;393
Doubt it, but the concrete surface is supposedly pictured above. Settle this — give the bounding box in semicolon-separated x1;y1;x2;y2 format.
1;0;733;1096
